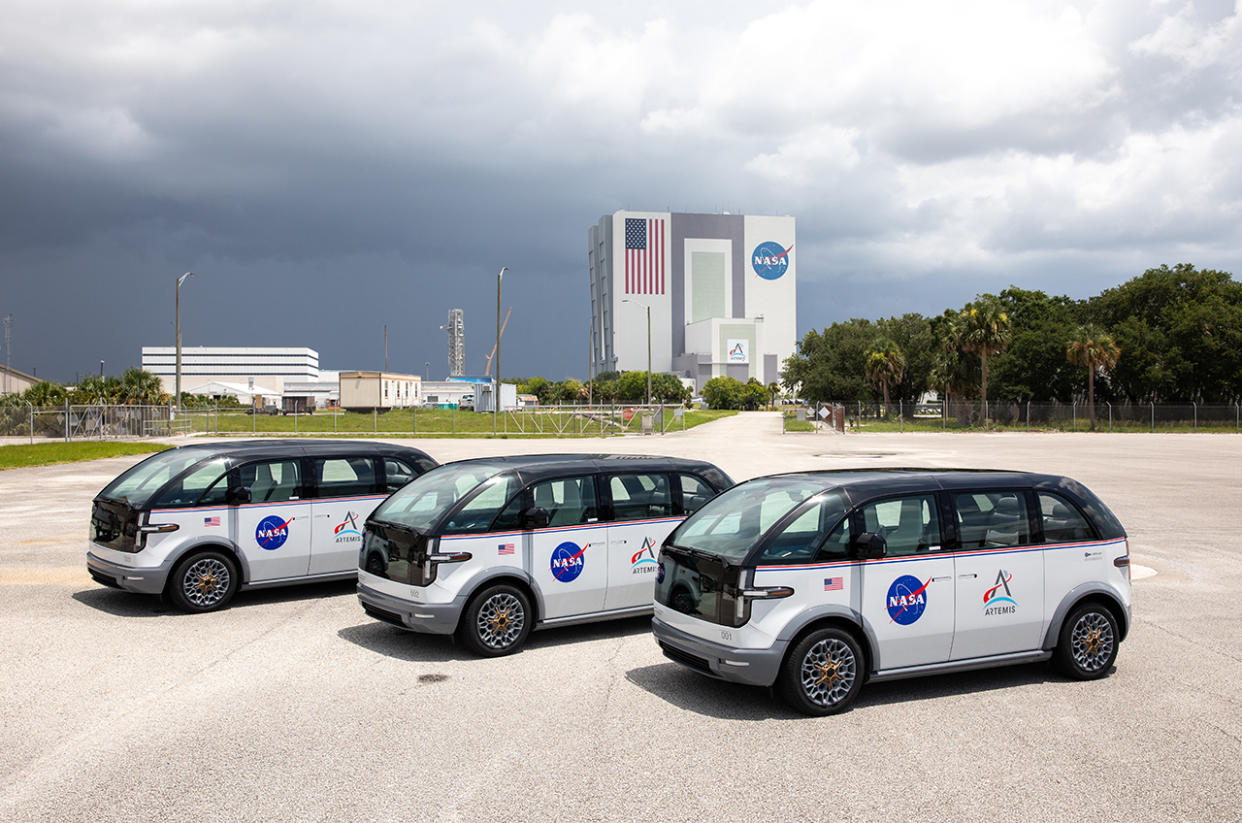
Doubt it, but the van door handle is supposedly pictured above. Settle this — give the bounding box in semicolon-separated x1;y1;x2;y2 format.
958;573;977;579
932;576;951;582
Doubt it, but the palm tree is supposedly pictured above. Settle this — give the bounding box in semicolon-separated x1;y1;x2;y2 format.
957;297;1013;425
119;367;166;405
864;338;906;415
1066;324;1120;430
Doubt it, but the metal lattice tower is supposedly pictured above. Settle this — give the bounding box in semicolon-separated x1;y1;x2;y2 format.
446;308;464;377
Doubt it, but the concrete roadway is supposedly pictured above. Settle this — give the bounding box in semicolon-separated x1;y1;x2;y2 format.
1;414;1239;822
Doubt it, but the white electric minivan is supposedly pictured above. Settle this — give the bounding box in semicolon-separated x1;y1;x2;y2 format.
356;454;733;655
87;440;438;611
652;469;1131;715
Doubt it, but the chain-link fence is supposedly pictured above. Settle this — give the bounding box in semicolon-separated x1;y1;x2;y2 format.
788;399;1242;432
0;403;692;440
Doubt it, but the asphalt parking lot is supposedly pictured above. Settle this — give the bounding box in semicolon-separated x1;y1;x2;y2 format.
2;413;1240;822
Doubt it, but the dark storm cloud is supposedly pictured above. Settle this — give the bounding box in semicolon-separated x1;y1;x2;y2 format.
1;1;1240;382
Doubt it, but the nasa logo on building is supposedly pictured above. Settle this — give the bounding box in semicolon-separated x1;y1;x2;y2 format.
752;241;792;280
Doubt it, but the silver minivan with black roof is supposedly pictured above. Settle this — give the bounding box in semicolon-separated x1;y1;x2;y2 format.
87;440;438;611
652;468;1131;715
357;453;733;655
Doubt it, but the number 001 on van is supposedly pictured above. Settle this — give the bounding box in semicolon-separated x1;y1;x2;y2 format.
652;469;1131;715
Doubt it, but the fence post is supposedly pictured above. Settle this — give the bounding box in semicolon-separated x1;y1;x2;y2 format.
1026;400;1030;431
1193;401;1197;432
899;399;903;433
1072;402;1076;432
334;408;338;433
373;407;377;433
1150;401;1154;433
27;401;33;445
294;405;299;434
857;401;861;432
413;406;417;436
64;398;69;442
1237;401;1239;433
1107;401;1112;433
253;405;256;434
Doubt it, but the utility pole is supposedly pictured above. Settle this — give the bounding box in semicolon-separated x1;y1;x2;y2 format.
384;324;389;372
495;267;508;430
2;314;12;396
175;273;195;413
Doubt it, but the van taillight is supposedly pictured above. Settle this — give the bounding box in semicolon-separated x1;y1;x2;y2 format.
1113;539;1131;580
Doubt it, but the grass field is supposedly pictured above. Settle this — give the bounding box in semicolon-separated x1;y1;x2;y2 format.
0;441;172;470
181;407;738;437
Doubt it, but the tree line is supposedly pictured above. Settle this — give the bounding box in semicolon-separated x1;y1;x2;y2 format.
781;264;1242;420
0;367;237;408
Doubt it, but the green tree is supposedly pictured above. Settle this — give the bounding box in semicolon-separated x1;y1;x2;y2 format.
876;313;934;406
988;287;1082;401
118;368;166;405
740;378;767;410
1066;324;1121;430
957;295;1013;419
864;338;906;413
702;376;744;410
519;376;553;404
782;319;877;403
22;381;68;406
767;381;781;407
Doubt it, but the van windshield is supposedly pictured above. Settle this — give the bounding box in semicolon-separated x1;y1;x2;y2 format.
370;461;509;532
667;476;830;561
98;448;217;508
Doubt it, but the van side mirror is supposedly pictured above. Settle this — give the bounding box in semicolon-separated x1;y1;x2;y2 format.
854;531;887;559
521;506;551;530
227;486;252;505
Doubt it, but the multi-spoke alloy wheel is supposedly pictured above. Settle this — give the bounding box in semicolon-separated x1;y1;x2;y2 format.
476;592;526;650
460;584;533;657
799;636;858;708
1054;603;1119;680
168;550;239;613
778;627;865;715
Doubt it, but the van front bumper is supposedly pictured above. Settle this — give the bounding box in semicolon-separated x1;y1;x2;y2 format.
652;616;785;688
357;582;464;635
86;551;168;595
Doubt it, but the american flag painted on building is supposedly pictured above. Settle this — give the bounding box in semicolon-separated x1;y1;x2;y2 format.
624;217;665;295
823;577;843;592
498;543;515;556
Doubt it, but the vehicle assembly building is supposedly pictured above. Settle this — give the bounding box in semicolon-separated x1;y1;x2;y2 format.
588;210;796;389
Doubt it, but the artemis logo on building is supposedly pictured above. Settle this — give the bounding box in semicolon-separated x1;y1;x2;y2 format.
727;340;749;363
752;241;792;280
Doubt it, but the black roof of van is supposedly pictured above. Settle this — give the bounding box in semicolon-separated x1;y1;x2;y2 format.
438;453;733;489
164;439;436;466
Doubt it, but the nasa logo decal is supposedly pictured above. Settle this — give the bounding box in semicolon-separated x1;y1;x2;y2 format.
752;241;792;280
886;574;930;625
255;515;293;551
550;541;587;583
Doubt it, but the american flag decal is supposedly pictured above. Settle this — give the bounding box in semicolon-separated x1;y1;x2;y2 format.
498;543;515;556
625;217;665;295
203;516;221;526
823;577;843;592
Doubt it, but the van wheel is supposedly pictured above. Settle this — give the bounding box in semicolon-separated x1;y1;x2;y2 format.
459;584;532;657
1054;603;1118;679
777;627;864;716
167;551;239;613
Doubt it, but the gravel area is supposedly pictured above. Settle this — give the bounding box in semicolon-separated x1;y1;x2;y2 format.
1;414;1239;822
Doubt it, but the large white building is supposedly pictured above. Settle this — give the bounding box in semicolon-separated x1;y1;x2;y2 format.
588;211;796;389
141;346;320;397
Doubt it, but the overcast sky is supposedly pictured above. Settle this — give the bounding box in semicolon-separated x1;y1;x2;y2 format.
2;0;1239;383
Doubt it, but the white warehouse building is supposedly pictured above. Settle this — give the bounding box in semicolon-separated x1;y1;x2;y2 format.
141;346;320;398
588;210;796;390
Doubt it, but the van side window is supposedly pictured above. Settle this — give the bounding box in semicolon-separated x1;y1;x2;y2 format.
149;458;228;508
531;476;599;527
237;460;303;504
314;457;377;498
953;491;1030;548
817;516;852;561
382;458;415;494
609;473;671;520
442;475;519;534
759;492;848;563
1038;492;1094;542
860;494;941;557
678;474;715;515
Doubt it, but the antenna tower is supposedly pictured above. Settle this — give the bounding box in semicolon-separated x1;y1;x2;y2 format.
445;309;464;377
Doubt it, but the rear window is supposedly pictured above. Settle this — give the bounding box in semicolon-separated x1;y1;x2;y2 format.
954;491;1030;549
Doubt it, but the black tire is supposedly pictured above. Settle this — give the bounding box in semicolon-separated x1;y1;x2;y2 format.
776;627;865;716
167;550;240;613
1053;602;1119;680
458;583;533;657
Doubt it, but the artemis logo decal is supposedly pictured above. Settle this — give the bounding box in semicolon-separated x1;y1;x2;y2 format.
983;570;1017;615
630;537;658;574
550;541;589;583
752;241;792;280
334;512;362;544
255;515;294;550
887;575;930;625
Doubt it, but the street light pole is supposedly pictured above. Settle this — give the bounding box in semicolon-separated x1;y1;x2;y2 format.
175;272;196;413
495;266;508;431
99;360;104;378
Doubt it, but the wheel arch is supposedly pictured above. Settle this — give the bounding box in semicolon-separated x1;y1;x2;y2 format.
777;608;874;678
462;571;541;624
1043;585;1130;649
164;540;249;591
